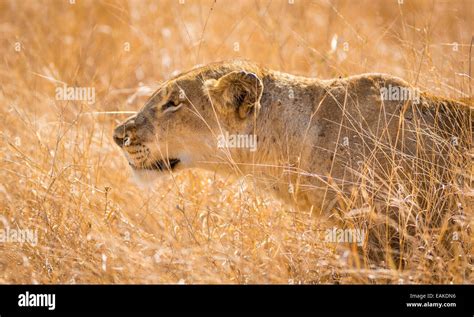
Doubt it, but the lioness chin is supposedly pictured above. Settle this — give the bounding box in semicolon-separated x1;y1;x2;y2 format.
113;60;472;221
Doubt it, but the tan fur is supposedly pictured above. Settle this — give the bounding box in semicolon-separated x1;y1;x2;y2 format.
114;60;472;215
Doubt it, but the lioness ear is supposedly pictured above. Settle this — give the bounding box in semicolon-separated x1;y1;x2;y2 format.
204;71;263;119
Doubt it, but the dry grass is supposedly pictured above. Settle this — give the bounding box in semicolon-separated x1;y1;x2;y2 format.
0;0;472;284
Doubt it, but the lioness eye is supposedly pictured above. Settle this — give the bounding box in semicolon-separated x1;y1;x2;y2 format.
162;100;176;110
161;100;183;114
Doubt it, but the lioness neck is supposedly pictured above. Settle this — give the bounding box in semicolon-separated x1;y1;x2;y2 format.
229;71;330;210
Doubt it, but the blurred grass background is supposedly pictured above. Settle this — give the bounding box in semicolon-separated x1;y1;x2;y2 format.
0;0;472;283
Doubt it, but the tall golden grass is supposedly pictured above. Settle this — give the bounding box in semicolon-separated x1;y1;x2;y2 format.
0;0;472;283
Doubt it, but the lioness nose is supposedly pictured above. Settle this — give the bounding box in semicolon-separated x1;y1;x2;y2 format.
113;117;136;147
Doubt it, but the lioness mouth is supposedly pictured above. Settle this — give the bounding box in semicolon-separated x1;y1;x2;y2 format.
131;158;180;171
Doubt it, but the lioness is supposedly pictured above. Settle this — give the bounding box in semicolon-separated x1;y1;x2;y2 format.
113;60;472;217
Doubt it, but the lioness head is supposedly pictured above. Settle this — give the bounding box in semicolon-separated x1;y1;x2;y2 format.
113;61;264;182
